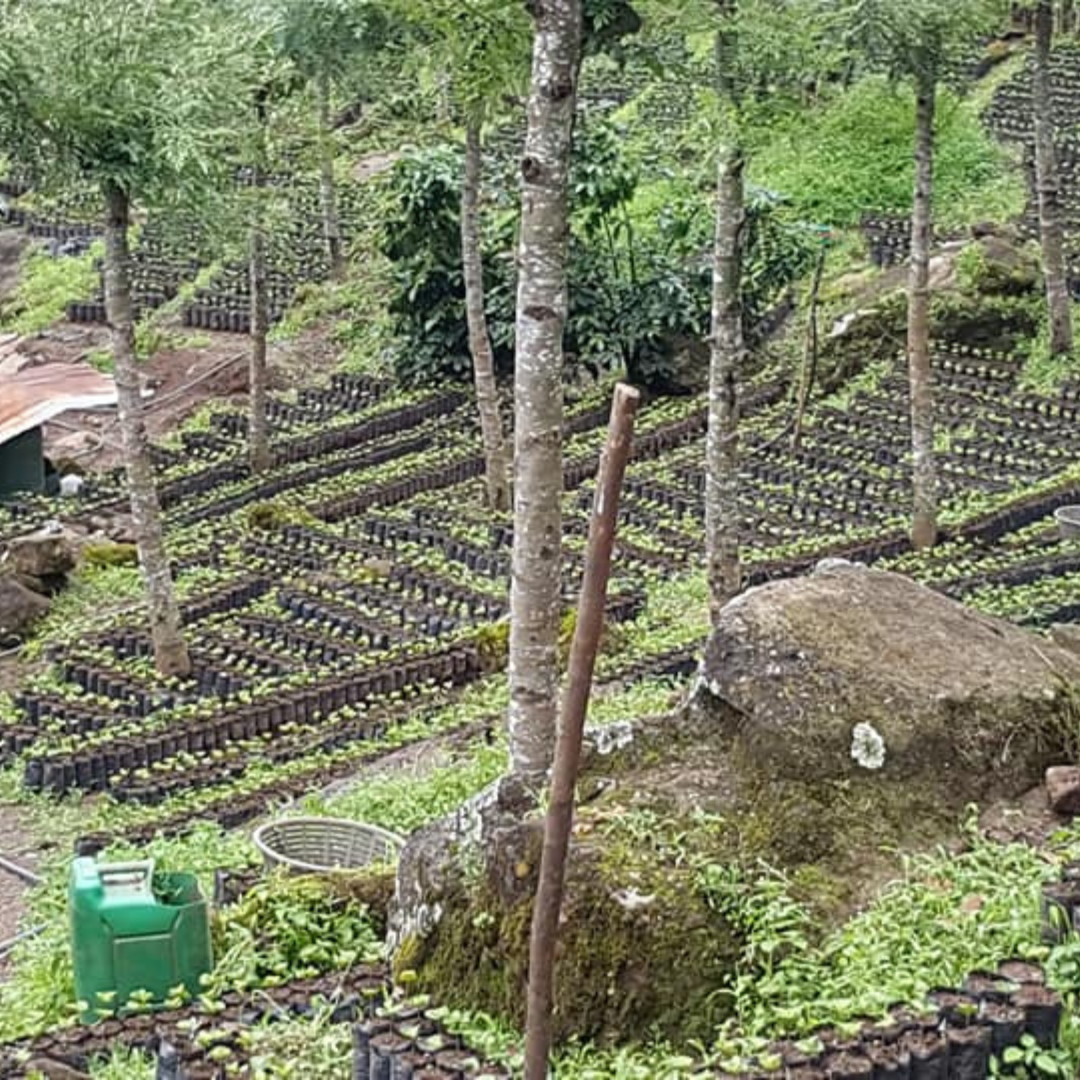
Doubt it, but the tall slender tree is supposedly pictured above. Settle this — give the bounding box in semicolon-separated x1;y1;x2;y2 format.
699;0;840;618
849;0;1009;551
235;0;301;473
907;71;937;551
102;182;191;676
317;73;346;281
248;94;273;474
706;0;746;619
508;0;584;783
0;0;261;676
389;0;530;512
1032;0;1074;356
276;0;380;281
462;121;513;510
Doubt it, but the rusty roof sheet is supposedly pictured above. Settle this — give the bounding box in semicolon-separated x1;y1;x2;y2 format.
0;364;117;446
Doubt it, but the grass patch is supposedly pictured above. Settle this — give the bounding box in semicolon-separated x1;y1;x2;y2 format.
1020;303;1080;392
0;242;100;336
752;76;1025;229
310;739;507;836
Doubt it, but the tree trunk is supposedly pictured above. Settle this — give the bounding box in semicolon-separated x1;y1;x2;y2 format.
507;0;583;784
462;121;511;512
705;142;745;623
791;241;827;454
318;75;346;282
101;182;191;678
1056;0;1074;35
249;125;271;473
908;76;938;552
1035;0;1074;356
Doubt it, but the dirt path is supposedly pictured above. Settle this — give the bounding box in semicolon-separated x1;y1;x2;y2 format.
0;801;42;981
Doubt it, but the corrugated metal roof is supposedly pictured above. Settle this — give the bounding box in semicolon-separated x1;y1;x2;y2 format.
0;364;118;447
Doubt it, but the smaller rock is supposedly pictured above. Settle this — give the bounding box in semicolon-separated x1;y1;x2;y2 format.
0;575;51;640
23;1057;90;1080
1046;766;1080;816
13;572;49;597
103;514;137;545
4;525;80;579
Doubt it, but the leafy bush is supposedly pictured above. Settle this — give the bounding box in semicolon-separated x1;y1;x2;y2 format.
380;144;474;384
752;77;1025;228
381;124;816;390
209;873;382;992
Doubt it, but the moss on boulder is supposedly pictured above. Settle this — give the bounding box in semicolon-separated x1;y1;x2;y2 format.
82;541;138;569
393;798;741;1045
389;563;1080;1048
818;229;1043;389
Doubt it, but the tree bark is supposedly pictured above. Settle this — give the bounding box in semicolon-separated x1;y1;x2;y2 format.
705;142;746;623
523;384;640;1080
508;0;583;784
462;121;511;512
249;118;271;474
908;75;938;552
791;241;827;453
1034;0;1074;356
1056;0;1074;35
318;74;346;282
102;182;191;678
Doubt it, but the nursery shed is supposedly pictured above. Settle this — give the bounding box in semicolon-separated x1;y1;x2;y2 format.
0;364;116;494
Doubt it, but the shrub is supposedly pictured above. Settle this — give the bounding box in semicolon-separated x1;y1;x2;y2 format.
381;126;816;391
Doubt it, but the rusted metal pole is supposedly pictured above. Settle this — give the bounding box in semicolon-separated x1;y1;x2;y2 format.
523;382;641;1080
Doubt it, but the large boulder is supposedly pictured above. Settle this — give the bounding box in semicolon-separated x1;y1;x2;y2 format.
0;575;50;641
389;563;1080;1047
699;559;1080;798
4;525;81;583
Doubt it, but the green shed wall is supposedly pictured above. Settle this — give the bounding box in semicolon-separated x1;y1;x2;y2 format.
0;427;45;495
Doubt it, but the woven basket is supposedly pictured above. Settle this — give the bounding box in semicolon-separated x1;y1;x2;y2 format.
1056;506;1080;540
252;817;404;874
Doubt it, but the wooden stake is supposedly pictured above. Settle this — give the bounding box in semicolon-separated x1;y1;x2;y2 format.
523;382;641;1080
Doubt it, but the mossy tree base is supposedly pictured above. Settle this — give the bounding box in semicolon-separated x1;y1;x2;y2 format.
390;564;1080;1049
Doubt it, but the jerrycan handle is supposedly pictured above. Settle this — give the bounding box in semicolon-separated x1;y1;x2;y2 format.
98;859;156;897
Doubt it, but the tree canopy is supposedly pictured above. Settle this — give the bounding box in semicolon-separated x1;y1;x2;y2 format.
0;0;263;201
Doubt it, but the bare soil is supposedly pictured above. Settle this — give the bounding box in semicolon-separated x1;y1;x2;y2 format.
980;783;1064;847
21;323;250;472
17;317;347;473
0;801;42;981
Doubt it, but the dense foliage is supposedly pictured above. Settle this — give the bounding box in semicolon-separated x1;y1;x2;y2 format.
380;123;817;389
